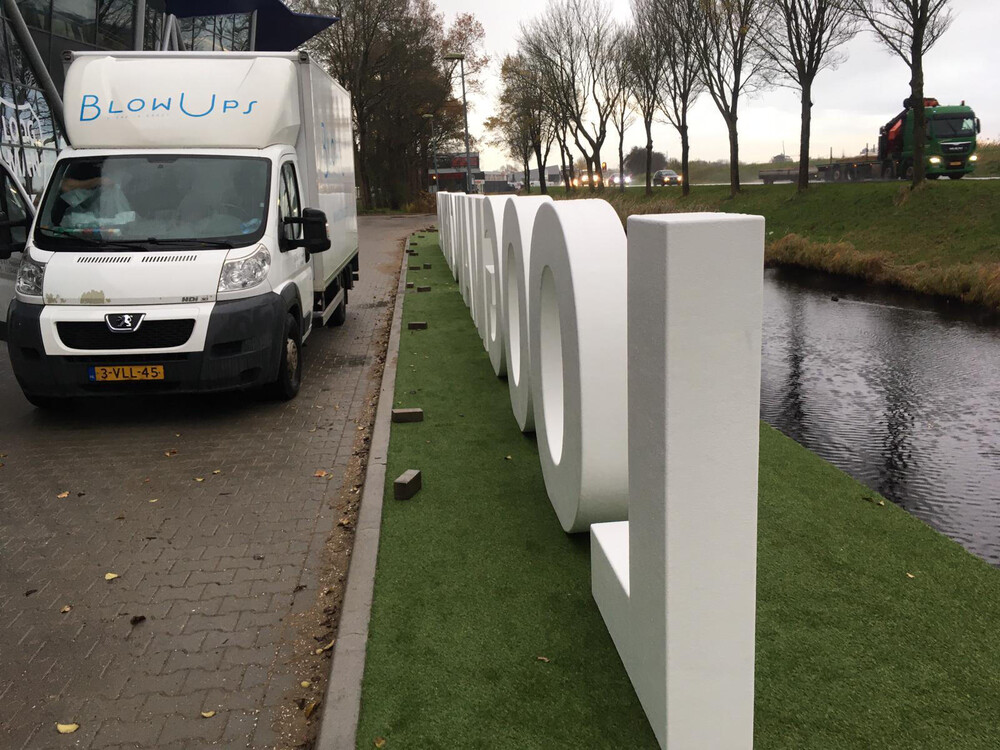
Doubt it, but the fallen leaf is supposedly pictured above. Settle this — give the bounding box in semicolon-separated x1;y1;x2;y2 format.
212;470;221;475
906;573;915;579
77;492;86;497
314;640;335;654
104;573;119;581
149;498;159;503
130;615;146;626
301;680;312;688
60;605;72;614
878;500;886;506
504;456;512;461
194;477;205;483
303;700;320;718
143;477;151;483
338;517;351;527
374;739;387;749
164;449;178;457
57;491;69;499
314;470;328;478
56;723;79;734
536;656;550;663
200;710;216;718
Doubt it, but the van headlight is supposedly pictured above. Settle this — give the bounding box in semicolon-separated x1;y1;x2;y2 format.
969;154;978;162
219;245;270;292
929;156;942;165
15;256;45;297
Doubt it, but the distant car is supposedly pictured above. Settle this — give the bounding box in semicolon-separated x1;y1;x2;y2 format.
653;169;681;186
608;173;633;187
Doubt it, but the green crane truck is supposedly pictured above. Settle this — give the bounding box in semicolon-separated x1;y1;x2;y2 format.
760;98;982;184
816;98;981;182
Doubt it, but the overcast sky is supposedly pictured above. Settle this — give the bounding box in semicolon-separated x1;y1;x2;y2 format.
433;0;999;171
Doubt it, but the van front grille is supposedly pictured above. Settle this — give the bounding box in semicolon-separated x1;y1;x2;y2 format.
57;320;195;350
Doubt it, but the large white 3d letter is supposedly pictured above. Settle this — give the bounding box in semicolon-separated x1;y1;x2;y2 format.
481;196;509;373
591;213;764;749
501;195;553;433
527;200;628;533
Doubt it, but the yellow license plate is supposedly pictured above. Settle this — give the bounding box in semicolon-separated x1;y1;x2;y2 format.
950;161;962;167
88;365;164;382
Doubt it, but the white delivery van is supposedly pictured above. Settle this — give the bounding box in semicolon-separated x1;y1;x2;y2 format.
0;51;358;407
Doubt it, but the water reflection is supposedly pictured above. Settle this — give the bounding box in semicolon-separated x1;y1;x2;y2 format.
761;268;1000;565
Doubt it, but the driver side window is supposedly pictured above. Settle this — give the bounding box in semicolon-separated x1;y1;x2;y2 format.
278;162;302;244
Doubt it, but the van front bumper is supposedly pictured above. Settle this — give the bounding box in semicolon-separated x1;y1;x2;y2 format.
6;295;285;398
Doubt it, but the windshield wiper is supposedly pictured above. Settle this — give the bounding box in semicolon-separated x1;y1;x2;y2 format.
143;238;234;249
37;229;142;252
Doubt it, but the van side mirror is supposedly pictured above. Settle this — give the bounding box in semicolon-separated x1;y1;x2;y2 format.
0;212;28;260
283;208;330;253
976;118;981;134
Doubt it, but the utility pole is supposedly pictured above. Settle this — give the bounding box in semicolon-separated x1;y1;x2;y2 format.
444;52;473;194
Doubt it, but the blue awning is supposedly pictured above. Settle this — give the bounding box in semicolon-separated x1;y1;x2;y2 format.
156;0;338;51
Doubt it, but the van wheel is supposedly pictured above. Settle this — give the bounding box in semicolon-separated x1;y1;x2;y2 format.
927;174;940;180
328;286;348;327
268;314;302;400
948;174;964;180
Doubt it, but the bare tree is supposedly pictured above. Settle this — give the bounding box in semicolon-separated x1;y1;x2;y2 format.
520;0;618;190
850;0;954;186
630;0;669;195
499;54;556;194
762;1;858;191
609;27;637;193
655;0;704;196
695;0;772;196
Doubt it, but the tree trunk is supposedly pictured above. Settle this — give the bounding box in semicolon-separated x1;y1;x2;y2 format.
534;141;548;195
644;116;654;196
523;153;531;195
798;81;812;192
727;117;741;197
594;148;604;191
910;47;925;186
680;122;691;197
618;128;626;194
559;140;570;194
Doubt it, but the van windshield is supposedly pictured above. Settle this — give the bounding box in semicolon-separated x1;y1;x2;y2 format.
34;155;270;251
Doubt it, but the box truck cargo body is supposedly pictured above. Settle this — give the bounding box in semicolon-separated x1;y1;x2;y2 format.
1;51;358;407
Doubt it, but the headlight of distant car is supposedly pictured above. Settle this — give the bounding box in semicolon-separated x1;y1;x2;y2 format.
969;154;978;162
678;175;683;182
219;244;271;292
929;156;942;165
15;255;45;297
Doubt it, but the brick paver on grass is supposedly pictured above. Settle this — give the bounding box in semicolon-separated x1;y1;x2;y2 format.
0;216;429;749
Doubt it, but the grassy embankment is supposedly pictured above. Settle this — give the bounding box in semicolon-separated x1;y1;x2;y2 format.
560;177;1000;310
356;232;1000;749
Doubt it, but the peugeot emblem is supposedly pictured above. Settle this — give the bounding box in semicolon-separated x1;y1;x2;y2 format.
105;313;146;333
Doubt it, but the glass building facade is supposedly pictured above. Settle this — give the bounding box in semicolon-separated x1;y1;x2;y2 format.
0;3;253;194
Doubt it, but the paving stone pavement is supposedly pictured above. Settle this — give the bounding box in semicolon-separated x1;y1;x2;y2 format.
0;215;430;750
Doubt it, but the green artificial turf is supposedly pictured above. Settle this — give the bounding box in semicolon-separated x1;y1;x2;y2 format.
356;232;1000;749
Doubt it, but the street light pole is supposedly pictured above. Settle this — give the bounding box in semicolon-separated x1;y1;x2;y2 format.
422;114;438;193
445;52;473;194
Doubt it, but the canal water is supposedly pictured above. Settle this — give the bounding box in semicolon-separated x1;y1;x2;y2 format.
760;268;1000;565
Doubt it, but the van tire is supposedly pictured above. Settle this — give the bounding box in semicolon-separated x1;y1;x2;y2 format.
267;314;302;400
328;286;347;327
